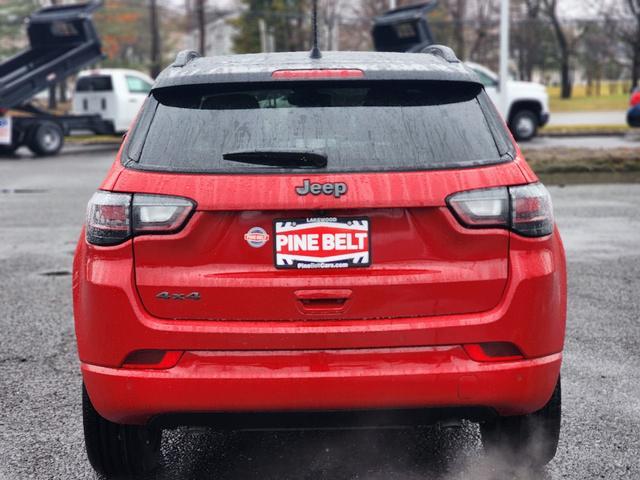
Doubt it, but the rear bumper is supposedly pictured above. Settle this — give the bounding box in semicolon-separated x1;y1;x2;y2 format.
75;225;566;426
82;347;562;425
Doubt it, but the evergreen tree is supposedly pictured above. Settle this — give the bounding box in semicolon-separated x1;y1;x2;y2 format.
232;0;311;54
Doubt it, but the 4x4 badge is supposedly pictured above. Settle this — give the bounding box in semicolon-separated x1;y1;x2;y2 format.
156;291;201;300
295;179;347;198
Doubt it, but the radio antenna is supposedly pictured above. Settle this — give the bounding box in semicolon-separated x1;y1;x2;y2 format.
310;0;322;59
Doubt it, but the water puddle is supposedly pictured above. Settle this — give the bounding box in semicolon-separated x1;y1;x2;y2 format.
39;270;72;277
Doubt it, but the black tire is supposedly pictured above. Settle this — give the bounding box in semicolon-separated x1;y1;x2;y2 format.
82;384;162;477
509;109;539;142
27;121;64;156
480;377;561;467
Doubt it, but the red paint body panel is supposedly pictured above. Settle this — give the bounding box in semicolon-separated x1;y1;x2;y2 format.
133;208;509;320
74;225;565;364
82;348;562;424
109;154;529;210
75;144;566;426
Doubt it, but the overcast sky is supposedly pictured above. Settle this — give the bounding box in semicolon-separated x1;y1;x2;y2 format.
171;0;613;20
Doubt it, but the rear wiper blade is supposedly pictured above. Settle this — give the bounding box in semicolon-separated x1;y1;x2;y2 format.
222;150;327;169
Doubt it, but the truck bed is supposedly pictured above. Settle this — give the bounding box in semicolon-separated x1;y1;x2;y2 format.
0;1;103;109
0;43;102;108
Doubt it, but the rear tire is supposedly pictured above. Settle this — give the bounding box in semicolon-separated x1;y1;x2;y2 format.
509;109;539;142
82;384;162;477
480;377;561;467
27;121;64;156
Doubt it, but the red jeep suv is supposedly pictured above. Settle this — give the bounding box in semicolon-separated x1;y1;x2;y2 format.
73;47;566;477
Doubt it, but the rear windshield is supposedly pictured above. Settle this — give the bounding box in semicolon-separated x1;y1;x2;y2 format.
126;81;513;174
76;75;113;92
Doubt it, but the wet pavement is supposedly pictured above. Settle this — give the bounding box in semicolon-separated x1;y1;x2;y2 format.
0;150;639;479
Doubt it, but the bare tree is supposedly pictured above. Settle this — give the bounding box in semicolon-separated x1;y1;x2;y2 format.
48;0;59;110
622;0;640;88
541;0;572;98
513;0;543;81
149;0;161;78
342;0;391;51
320;0;341;50
466;0;500;65
444;0;468;60
196;0;206;54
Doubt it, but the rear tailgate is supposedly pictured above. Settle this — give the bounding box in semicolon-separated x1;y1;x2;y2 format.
119;77;523;321
120;165;525;321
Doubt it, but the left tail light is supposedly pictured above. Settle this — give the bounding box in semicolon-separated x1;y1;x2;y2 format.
86;191;195;246
447;183;554;238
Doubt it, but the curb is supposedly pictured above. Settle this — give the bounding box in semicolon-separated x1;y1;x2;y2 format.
539;125;633;138
539;131;628;138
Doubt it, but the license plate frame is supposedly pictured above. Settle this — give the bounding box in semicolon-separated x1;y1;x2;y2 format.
273;216;371;270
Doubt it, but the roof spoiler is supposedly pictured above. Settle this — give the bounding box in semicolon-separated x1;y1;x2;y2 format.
408;44;460;63
372;1;438;52
172;50;201;68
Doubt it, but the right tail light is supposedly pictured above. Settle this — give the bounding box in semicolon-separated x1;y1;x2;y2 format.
447;183;554;238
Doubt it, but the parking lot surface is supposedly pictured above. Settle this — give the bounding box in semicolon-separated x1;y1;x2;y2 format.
0;150;639;479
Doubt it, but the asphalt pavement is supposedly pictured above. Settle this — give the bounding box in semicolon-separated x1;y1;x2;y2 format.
0;149;639;480
524;132;640;150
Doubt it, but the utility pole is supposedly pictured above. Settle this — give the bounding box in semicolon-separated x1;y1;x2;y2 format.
149;0;161;78
389;0;397;9
48;0;59;110
499;0;510;116
258;18;268;53
196;0;206;55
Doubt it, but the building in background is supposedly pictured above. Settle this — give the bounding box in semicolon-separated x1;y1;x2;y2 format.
185;1;240;56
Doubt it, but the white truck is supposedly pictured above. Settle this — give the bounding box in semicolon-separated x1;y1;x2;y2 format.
372;4;551;142
465;62;550;142
72;69;154;134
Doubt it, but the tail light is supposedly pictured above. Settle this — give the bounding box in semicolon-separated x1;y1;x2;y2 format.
464;343;524;362
631;90;640;107
447;183;554;237
122;350;183;369
272;69;364;79
86;191;195;246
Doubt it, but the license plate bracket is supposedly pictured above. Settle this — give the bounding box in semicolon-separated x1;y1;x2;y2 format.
273;217;371;270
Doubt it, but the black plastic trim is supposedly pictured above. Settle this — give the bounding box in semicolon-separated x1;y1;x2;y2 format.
149;407;497;431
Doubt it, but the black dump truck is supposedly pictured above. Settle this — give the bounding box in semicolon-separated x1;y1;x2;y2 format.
0;1;111;156
372;2;438;53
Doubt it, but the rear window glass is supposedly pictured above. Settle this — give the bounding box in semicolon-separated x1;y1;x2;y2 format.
127;81;512;174
76;76;113;92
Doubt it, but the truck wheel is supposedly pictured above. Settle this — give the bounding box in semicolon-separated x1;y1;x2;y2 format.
27;121;64;156
509;110;539;142
480;377;561;467
82;384;162;477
